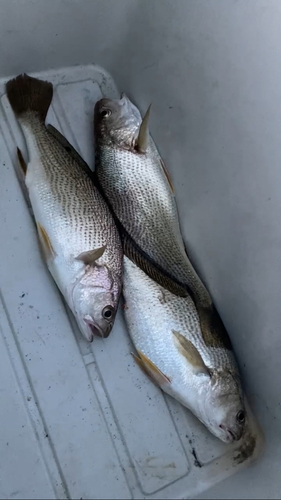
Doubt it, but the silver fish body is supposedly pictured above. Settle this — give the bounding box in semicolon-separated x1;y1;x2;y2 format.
6;74;123;341
44;118;247;443
93;95;246;441
123;256;246;443
94;95;232;351
94;96;207;298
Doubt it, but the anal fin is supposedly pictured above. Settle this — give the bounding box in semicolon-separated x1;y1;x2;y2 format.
36;222;56;261
132;350;171;387
17;147;27;176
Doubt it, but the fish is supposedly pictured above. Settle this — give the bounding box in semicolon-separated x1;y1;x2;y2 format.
93;94;232;352
47;123;246;443
6;74;123;342
123;256;246;443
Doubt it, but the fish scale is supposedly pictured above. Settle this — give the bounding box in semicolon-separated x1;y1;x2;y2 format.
93;95;246;442
123;257;235;373
44;93;246;443
97;143;202;284
123;256;244;442
6;74;123;342
94;95;234;351
24;121;120;274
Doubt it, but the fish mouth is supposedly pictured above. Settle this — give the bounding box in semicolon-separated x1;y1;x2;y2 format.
84;318;107;341
119;93;141;122
83;317;113;341
219;424;242;443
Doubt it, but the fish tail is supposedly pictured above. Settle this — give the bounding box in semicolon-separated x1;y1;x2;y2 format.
6;74;53;121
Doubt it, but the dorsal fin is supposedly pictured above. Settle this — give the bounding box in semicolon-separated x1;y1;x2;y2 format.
47;124;95;180
135;104;151;153
160;158;174;194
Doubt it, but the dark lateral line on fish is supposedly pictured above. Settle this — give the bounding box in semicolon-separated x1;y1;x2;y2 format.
92;168;195;297
99;182;233;351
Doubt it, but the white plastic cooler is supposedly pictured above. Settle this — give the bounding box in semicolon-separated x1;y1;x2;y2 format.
0;1;280;498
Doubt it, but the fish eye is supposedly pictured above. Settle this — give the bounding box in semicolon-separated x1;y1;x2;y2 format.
102;305;114;320
100;108;112;118
236;410;245;424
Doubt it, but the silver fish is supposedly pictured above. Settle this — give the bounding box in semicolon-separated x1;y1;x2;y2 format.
93;95;232;352
6;74;123;342
47;123;246;443
123;256;246;443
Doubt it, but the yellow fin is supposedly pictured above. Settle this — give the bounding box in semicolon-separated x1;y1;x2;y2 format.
133;350;171;386
132;352;153;381
76;245;106;265
136;104;151;153
172;330;210;376
160;158;174;194
36;222;56;261
17;147;27;176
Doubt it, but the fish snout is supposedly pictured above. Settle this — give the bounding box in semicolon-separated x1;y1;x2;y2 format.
84;317;113;341
83;318;102;341
219;424;243;443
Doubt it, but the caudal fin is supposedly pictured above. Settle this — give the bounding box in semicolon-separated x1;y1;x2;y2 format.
6;73;53;122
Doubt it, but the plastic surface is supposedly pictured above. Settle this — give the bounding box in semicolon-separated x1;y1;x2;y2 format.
2;1;281;498
0;65;263;500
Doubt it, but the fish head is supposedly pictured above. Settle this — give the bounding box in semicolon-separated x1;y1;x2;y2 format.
94;94;142;149
200;370;246;443
170;330;246;442
72;265;120;342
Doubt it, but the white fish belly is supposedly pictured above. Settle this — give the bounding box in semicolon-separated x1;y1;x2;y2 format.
25;154;83;299
123;257;197;381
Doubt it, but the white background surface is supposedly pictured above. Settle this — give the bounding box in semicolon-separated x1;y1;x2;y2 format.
0;1;280;498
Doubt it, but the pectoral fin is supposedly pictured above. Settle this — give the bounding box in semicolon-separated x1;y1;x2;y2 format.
132;350;171;386
135;104;151;153
76;245;106;265
37;223;56;261
173;330;210;377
